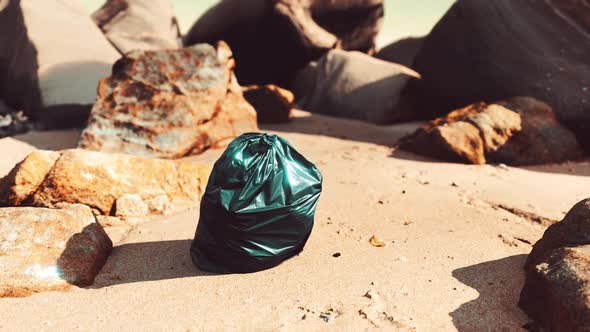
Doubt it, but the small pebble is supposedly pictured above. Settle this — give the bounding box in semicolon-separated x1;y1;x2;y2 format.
332;252;341;258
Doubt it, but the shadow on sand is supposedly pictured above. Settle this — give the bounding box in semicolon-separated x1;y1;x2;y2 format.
91;239;213;288
261;111;421;147
449;254;530;331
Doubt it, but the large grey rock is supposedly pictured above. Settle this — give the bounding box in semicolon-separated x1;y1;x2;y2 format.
92;0;181;54
293;49;420;124
77;43;258;158
184;0;384;86
0;204;112;298
404;0;590;151
520;198;590;331
0;0;120;129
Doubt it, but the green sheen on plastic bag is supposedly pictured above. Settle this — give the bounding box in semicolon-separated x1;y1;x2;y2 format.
190;133;323;273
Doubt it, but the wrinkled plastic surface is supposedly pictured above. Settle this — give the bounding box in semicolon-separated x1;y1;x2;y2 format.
191;133;323;273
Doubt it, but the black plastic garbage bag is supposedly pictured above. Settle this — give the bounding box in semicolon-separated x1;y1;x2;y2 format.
191;133;323;273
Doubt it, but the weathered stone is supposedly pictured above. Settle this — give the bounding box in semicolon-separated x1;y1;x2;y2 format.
78;42;258;158
0;150;60;206
0;0;120;129
400;98;584;165
293;50;420;124
184;0;383;86
520;199;590;330
401;102;521;164
0;204;112;298
0;149;211;216
404;0;590;151
243;85;294;123
92;0;181;54
491;97;585;165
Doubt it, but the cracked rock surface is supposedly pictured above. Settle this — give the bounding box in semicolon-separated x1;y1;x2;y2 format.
78;42;258;158
400;97;584;165
0;149;211;216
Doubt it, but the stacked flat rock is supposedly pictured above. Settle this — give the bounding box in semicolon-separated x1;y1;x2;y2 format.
184;0;383;85
400;97;584;165
78;42;258;158
404;0;590;151
0;204;112;298
92;0;181;54
0;149;211;216
520;198;590;330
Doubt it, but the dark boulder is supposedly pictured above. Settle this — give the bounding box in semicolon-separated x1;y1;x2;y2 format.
184;0;383;86
78;43;258;158
405;0;590;151
243;85;294;124
374;36;424;68
520;198;590;331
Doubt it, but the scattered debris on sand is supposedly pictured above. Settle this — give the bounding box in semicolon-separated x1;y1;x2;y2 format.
400;97;584;165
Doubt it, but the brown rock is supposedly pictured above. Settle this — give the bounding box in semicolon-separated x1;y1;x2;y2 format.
520;198;590;330
78;42;258;158
400;98;584;165
401;102;520;164
492;97;586;165
243;85;294;123
0;204;112;298
0;149;211;216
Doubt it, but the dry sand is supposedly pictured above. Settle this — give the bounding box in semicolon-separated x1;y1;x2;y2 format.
1;110;589;331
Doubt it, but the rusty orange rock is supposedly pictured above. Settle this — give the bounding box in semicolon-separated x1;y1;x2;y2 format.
243;85;294;124
0;204;112;298
0;149;211;216
401;102;520;164
400;97;584;165
78;42;258;158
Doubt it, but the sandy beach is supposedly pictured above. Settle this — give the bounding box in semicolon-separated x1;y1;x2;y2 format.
1;110;588;330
